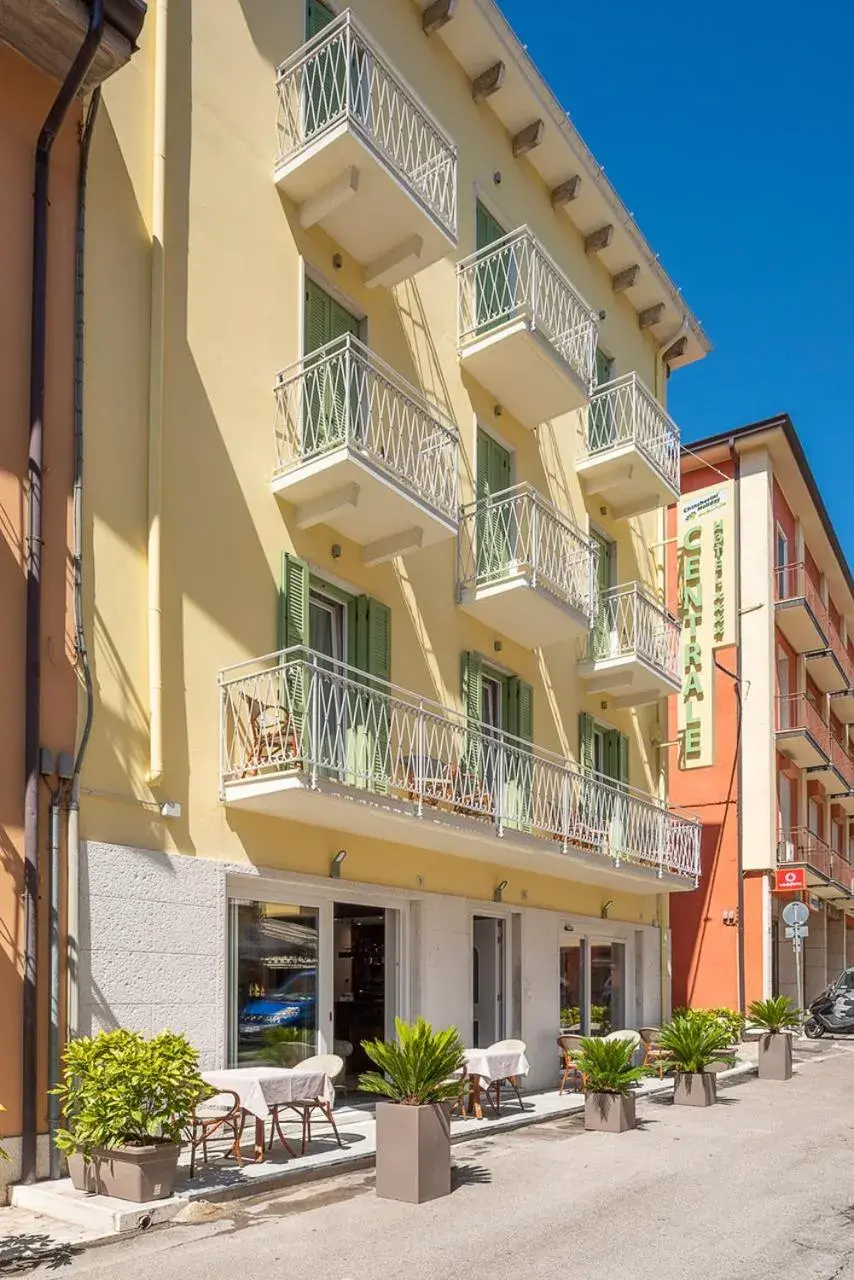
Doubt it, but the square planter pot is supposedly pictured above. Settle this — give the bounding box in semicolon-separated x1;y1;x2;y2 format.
86;1144;181;1202
673;1072;717;1107
375;1101;451;1204
584;1092;636;1133
758;1031;793;1081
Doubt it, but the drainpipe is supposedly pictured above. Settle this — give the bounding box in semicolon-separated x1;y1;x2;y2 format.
21;0;105;1187
733;447;746;1014
67;87;102;1048
147;0;168;785
47;784;66;1180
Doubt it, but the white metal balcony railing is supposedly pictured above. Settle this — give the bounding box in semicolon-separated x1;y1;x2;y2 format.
582;373;680;492
220;648;701;882
581;583;680;680
457;228;598;390
779;827;854;895
274;334;459;523
457;484;597;620
275;9;457;239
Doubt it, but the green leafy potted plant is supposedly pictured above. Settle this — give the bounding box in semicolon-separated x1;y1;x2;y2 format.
658;1015;734;1107
53;1029;209;1202
359;1017;465;1204
748;996;800;1080
576;1036;649;1133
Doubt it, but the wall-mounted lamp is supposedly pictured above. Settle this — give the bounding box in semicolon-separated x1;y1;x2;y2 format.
330;849;347;879
601;899;614;919
563;923;575;933
493;640;503;653
493;170;502;185
598;309;607;321
494;404;503;417
493;879;508;903
332;252;343;270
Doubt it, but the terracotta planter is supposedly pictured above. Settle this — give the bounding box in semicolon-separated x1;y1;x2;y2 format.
758;1032;793;1081
584;1092;636;1133
84;1144;181;1202
375;1101;451;1204
673;1072;717;1107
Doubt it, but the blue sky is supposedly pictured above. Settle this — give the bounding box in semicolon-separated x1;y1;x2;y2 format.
501;0;854;549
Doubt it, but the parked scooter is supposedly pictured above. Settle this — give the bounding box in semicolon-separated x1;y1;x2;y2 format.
804;967;854;1037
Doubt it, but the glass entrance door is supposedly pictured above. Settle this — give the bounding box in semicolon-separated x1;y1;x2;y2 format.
230;901;320;1066
473;916;505;1048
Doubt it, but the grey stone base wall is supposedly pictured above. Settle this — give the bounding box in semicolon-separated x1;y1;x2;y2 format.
79;843;228;1069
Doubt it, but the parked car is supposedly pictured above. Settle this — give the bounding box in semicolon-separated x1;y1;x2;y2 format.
238;969;316;1039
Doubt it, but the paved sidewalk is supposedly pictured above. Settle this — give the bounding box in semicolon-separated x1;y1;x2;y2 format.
7;1038;854;1279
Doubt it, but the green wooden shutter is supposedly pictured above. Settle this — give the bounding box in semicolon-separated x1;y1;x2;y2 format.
279;552;310;652
504;676;533;832
476;199;505;249
348;596;391;792
303;281;360;453
462;651;484;781
366;598;391;684
506;677;533;742
476;430;512;582
618;733;630;786
591;349;617;445
475;200;509;333
603;729;620;784
591;532;613;656
307;0;335;38
578;712;594;773
595;348;614;387
304;278;331;355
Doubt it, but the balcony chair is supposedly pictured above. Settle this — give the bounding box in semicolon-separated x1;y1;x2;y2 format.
241;693;300;776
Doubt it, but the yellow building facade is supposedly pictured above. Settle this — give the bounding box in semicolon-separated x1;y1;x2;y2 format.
77;0;709;1090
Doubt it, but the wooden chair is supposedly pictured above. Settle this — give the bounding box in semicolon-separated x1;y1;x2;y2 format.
185;1090;244;1178
447;1065;469;1119
639;1026;668;1079
556;1034;587;1095
481;1039;526;1116
272;1053;346;1155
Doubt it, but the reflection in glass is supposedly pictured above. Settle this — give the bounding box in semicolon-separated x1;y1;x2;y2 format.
590;942;626;1034
231;902;319;1066
559;941;584;1032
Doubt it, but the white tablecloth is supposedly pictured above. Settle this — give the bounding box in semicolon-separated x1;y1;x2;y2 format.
463;1048;529;1086
202;1067;334;1119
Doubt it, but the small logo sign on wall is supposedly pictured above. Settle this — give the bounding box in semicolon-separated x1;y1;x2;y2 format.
775;866;807;893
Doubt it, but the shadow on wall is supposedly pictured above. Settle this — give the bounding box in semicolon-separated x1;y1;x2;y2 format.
670;820;725;1008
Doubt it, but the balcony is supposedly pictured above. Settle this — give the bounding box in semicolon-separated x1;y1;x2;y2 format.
456;228;597;428
778;828;854;902
577;584;680;706
275;10;458;286
219;649;701;891
805;648;847;695
774;562;828;653
273;335;459;564
832;689;854;724
457;485;596;647
776;695;846;794
576;374;680;518
830;737;854;814
0;0;143;89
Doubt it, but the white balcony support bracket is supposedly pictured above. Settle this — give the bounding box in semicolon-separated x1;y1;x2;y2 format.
362;526;424;567
584;670;636;694
294;482;360;530
298;165;360;230
363;234;424;288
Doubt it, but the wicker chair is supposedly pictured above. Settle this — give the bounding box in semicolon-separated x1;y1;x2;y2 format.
556;1033;587;1095
185;1090;244;1178
639;1026;668;1078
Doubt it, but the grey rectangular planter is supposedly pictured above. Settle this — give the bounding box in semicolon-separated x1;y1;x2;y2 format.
584;1092;636;1133
758;1032;793;1080
375;1101;451;1204
673;1072;717;1107
84;1144;181;1202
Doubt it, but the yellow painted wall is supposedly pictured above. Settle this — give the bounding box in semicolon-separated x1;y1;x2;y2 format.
81;0;672;924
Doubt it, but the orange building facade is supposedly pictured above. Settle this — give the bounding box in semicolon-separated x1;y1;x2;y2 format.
0;1;144;1193
668;417;854;1013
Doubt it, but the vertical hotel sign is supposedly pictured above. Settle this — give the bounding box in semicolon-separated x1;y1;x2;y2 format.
676;482;735;768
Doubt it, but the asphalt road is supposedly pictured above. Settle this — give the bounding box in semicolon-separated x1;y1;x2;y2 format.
16;1042;854;1279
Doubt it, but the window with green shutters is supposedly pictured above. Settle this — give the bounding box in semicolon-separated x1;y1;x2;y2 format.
303;0;343;139
302;279;361;455
590;347;618;448
306;0;335;38
590;530;614;658
476;429;513;582
475;199;513;333
461;652;532;828
279;553;390;790
578;711;628;786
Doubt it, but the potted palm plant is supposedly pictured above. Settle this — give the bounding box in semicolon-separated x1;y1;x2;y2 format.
359;1017;465;1205
748;996;800;1080
576;1036;649;1133
53;1029;209;1202
658;1015;734;1107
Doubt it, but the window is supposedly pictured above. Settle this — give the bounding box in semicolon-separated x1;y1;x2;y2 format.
595;348;615;387
591;530;615;657
775;525;789;569
476;429;513;582
475;199;513;332
482;674;502;734
230;901;320;1066
808;797;821;838
307;0;335;38
579;713;629;786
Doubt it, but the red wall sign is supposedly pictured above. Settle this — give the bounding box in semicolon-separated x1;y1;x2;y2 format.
775;866;807;893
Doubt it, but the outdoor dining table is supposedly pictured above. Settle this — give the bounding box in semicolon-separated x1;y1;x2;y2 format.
463;1047;529;1120
202;1066;335;1160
